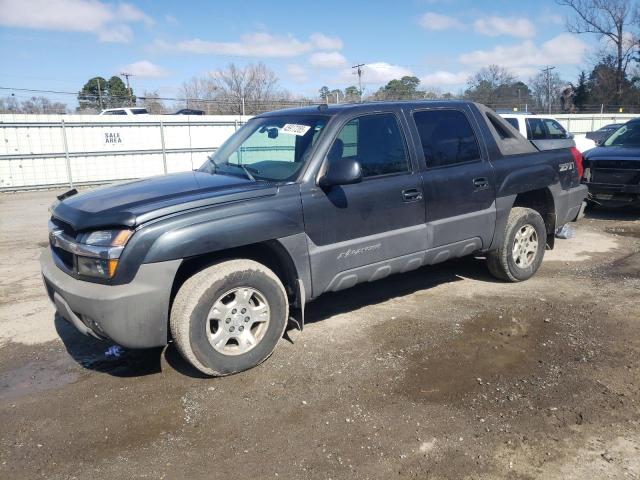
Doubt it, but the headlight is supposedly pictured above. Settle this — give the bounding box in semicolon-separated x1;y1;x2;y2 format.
75;229;132;279
77;229;132;247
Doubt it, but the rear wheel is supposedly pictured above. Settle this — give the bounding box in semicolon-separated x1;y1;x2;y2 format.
487;207;546;282
170;259;288;376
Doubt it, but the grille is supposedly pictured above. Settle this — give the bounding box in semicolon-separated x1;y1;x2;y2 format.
51;244;74;270
590;160;640;186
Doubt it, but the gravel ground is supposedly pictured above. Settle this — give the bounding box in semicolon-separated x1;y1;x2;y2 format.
0;189;639;480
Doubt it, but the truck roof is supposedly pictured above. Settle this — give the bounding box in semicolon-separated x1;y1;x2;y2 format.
257;99;474;118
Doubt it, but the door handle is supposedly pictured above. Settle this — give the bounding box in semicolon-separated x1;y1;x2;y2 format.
402;188;423;202
473;177;489;191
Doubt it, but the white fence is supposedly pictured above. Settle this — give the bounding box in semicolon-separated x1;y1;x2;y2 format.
554;113;640;134
2;112;639;191
0;114;251;190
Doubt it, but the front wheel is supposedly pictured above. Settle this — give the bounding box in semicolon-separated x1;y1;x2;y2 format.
170;259;288;376
487;207;547;282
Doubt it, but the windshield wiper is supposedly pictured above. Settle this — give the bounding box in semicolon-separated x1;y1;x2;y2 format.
209;159;258;182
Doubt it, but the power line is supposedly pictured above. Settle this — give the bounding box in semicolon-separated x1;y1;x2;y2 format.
120;72;134;107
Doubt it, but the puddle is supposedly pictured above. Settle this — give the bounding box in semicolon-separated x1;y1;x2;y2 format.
604;252;640;278
397;309;556;404
0;354;79;401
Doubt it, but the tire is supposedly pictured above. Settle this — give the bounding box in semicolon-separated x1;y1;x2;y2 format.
487;207;547;282
170;259;288;376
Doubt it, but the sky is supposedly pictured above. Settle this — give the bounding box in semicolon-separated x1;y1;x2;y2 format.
0;0;598;106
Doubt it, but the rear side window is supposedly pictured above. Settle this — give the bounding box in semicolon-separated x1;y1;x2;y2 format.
132;108;148;115
526;118;546;140
331;113;409;177
543;119;567;139
413;110;481;167
505;118;519;130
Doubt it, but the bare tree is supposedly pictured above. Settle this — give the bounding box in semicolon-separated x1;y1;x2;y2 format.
465;65;518;105
556;0;639;99
529;71;567;112
212;63;279;114
180;63;280;115
138;91;167;114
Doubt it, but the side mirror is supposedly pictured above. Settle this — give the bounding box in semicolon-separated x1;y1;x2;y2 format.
566;132;574;139
318;157;362;188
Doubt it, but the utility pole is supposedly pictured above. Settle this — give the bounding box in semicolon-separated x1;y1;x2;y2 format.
96;78;103;111
352;63;365;102
541;66;555;114
120;72;134;106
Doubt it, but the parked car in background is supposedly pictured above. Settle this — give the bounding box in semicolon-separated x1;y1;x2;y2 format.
173;108;205;115
500;113;596;153
99;107;149;116
582;119;640;208
585;123;625;144
41;100;587;376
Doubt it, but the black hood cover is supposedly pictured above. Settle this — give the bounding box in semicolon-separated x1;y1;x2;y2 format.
52;172;277;231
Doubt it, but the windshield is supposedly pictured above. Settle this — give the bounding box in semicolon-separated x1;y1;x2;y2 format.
603;122;640;147
199;115;329;182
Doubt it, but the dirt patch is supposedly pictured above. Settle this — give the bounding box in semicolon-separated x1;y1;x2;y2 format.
398;307;556;404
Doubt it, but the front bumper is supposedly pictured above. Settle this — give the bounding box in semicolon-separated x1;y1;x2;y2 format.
41;248;181;348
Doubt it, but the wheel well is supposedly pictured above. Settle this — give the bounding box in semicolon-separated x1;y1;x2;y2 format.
169;241;300;311
513;188;556;247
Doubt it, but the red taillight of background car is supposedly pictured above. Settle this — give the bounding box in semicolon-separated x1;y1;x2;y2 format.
569;146;584;179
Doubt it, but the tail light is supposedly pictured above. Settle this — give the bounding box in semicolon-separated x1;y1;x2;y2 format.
569;147;584;179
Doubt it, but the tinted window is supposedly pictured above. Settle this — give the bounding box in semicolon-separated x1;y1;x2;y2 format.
526;118;546;140
505;118;519;130
543;119;567;139
413;110;481;167
132;108;148;115
330;114;409;177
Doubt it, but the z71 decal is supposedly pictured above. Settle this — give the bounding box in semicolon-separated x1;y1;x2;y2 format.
559;162;575;172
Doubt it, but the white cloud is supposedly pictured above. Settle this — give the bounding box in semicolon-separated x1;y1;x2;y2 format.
0;0;152;43
155;31;344;58
474;16;536;38
459;34;589;70
164;14;179;25
418;12;462;31
286;64;309;83
421;70;470;87
121;60;169;78
308;51;347;68
340;62;414;85
309;32;343;50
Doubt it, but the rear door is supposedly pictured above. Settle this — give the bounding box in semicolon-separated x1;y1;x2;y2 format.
408;107;496;250
300;111;426;296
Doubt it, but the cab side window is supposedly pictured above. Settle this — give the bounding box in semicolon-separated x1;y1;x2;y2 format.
329;113;409;177
413;110;481;167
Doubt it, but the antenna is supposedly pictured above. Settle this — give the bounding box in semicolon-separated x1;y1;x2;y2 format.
352;63;365;102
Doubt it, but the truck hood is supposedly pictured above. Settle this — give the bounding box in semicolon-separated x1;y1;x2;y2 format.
584;146;640;161
52;171;278;231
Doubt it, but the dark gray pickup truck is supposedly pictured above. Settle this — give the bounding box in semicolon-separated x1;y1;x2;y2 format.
41;101;587;376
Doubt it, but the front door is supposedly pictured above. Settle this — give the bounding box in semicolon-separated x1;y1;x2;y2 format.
301;112;426;296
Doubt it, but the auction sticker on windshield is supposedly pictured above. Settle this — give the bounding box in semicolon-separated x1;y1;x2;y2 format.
281;124;311;136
